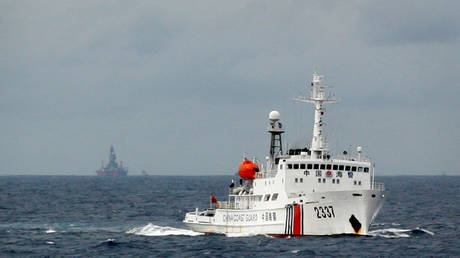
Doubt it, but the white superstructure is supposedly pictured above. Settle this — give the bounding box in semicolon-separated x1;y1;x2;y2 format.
184;71;386;236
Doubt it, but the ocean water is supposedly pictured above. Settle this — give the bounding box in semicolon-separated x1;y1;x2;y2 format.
0;175;458;257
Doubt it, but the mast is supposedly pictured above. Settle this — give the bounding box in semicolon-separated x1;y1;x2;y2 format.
294;71;338;159
267;111;284;170
108;145;118;168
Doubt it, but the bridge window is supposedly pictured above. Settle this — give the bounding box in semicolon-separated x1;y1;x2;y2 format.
272;193;278;201
326;164;332;170
352;166;357;172
358;167;363;172
345;166;351;171
339;165;344;170
307;164;312;169
364;167;369;173
264;194;270;201
320;164;326;169
314;164;319;169
333;165;338;170
294;164;299;169
300;164;306;169
288;164;292;169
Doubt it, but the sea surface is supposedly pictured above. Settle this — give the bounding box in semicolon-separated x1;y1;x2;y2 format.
0;175;458;257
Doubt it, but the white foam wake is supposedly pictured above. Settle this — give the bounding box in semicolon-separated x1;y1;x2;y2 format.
416;227;435;236
369;227;435;238
126;223;203;236
45;228;56;234
224;232;260;238
369;228;411;238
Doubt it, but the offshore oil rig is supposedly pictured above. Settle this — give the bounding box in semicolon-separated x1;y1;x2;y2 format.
96;145;128;176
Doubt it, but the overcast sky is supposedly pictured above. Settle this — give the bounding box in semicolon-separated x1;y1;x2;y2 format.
1;0;459;175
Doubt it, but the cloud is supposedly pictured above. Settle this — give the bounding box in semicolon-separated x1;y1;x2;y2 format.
0;1;459;175
357;0;460;45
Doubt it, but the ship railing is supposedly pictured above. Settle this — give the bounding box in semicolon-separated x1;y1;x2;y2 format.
256;170;278;178
334;155;371;162
373;182;385;191
255;172;265;179
217;201;239;210
217;201;253;210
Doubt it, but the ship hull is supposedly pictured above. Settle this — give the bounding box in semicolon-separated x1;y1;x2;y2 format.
184;189;385;236
96;170;128;176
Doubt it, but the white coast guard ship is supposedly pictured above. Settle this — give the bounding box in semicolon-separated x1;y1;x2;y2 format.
184;71;386;236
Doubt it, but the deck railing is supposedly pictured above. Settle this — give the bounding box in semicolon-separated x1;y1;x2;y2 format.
217;199;257;210
255;172;265;178
217;201;239;209
374;182;385;191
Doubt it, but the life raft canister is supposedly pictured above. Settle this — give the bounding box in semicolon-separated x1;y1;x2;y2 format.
238;159;259;180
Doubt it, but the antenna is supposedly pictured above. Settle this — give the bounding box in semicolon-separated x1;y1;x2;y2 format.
267;110;284;170
293;70;339;159
357;146;362;161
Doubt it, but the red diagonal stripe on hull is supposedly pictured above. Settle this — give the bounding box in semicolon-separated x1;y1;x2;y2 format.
293;204;301;235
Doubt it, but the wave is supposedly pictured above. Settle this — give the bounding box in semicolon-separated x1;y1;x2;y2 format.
45;228;56;234
372;222;401;226
126;223;203;236
97;238;120;247
369;227;434;238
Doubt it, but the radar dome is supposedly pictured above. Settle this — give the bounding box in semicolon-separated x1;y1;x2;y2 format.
269;110;281;122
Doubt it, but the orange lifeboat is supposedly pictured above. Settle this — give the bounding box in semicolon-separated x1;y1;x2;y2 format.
238;159;259;180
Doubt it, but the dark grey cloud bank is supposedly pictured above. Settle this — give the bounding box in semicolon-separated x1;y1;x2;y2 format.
1;0;459;175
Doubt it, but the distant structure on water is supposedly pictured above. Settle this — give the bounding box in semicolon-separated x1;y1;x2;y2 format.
97;145;128;176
